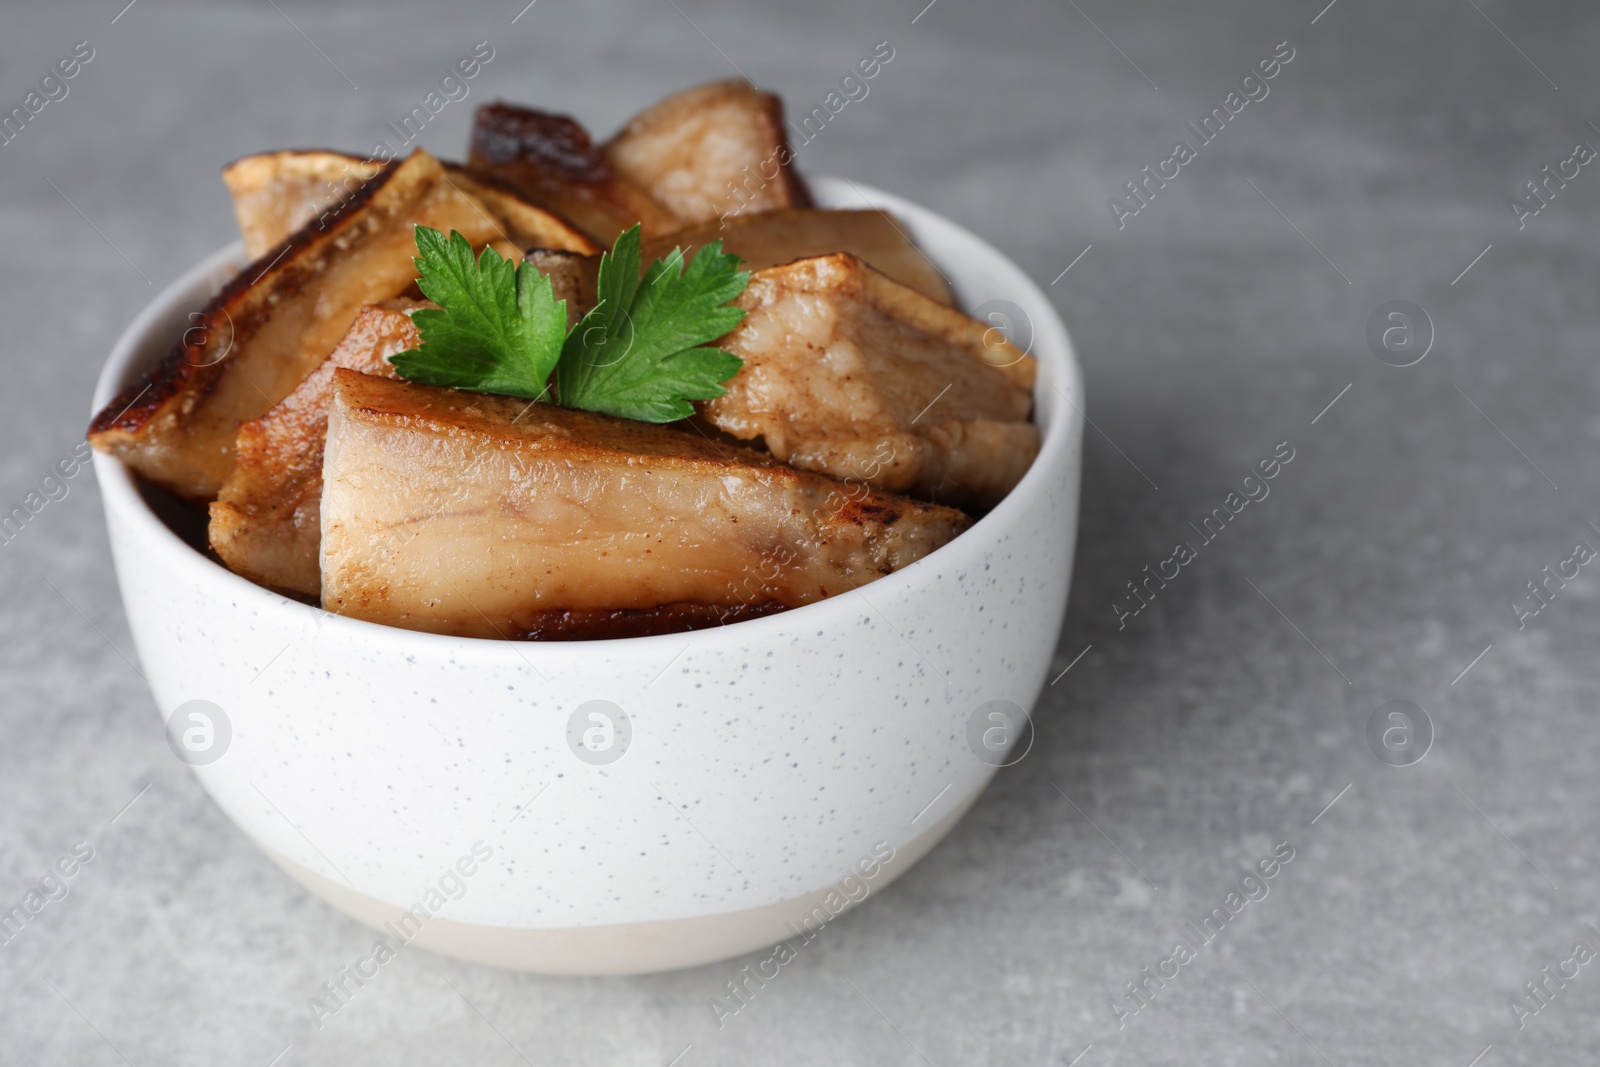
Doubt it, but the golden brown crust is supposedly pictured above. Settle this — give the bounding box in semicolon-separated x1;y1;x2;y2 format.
88;162;397;492
88;148;595;502
467;102;679;241
331;369;778;468
207;302;421;596
436;163;601;253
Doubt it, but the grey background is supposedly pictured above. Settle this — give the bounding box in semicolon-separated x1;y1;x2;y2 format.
1;0;1596;1063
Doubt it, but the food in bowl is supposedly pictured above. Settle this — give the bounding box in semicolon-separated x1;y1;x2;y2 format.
87;79;1040;644
88;166;1081;976
320;370;967;639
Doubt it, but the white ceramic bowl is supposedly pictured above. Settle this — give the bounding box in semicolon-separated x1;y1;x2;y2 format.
91;177;1084;974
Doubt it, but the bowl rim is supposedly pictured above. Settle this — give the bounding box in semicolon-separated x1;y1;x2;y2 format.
91;175;1084;657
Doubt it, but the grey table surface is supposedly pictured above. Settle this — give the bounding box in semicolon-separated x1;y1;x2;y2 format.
2;0;1597;1063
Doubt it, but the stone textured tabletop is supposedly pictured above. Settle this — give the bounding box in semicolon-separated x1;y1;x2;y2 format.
2;0;1597;1063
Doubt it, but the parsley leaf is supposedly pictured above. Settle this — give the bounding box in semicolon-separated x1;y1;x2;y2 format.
387;224;748;423
388;227;567;401
556;226;748;423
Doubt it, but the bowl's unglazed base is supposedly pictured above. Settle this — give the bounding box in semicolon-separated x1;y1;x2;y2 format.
254;788;982;975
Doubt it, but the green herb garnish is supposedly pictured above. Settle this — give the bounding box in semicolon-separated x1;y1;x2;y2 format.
389;225;747;422
389;228;567;401
557;227;748;422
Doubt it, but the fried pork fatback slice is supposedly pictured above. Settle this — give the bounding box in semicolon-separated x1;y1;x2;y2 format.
641;209;953;305
221;149;598;263
602;79;812;226
520;208;955;331
702;254;1040;510
321;371;968;640
467;103;680;242
88;148;595;501
208;302;420;597
437;163;602;254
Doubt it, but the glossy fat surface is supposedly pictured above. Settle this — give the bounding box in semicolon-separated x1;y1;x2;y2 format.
641;208;954;305
468;102;680;242
703;253;1040;508
320;371;968;639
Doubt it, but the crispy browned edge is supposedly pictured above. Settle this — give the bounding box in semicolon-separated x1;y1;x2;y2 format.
88;149;600;487
759;85;813;208
714;79;813;210
208;302;420;596
517;601;787;640
87;154;405;453
329;369;969;518
221;150;601;258
437;162;601;253
221;148;387;192
602;79;814;215
469;103;613;184
325;370;968;639
332;367;775;467
466;103;678;240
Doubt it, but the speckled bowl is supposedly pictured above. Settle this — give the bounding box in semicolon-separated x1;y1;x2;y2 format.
91;177;1084;974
